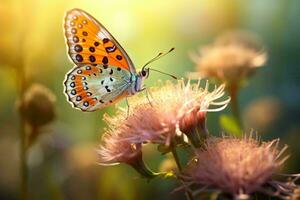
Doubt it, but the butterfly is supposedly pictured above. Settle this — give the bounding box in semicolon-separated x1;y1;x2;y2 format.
63;8;175;112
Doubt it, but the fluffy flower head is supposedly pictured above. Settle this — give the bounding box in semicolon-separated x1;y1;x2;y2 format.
190;31;267;85
97;127;142;166
98;79;230;159
181;135;299;199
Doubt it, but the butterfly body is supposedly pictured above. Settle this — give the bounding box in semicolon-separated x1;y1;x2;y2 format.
63;8;149;112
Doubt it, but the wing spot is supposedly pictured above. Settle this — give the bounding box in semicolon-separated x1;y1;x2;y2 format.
71;75;76;80
89;55;96;62
82;39;86;42
73;36;79;43
83;82;88;85
109;100;113;103
70;21;75;26
103;38;109;44
101;80;104;85
87;92;92;96
86;66;91;70
94;42;99;46
99;100;104;103
74;45;83;52
77;69;82;74
105;45;116;53
82;76;86;80
77;24;83;28
99;69;103;73
70;82;75;88
71;89;76;95
82;20;87;24
110;77;114;82
116;55;123;60
102;56;108;64
109;69;113;75
105;86;111;93
103;65;108;69
83;102;89;107
72;16;78;20
75;54;83;62
84;86;89;90
82;31;88;36
76;96;82;101
89;47;95;52
71;28;77;34
117;67;121;71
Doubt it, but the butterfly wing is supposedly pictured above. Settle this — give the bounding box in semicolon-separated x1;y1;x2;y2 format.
64;8;136;73
64;64;133;112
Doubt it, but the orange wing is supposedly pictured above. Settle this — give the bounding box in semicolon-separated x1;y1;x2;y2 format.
64;8;135;72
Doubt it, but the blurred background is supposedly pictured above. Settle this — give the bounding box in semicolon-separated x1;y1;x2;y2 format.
0;0;299;199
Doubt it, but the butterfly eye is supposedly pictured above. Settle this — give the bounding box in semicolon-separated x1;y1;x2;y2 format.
141;70;147;77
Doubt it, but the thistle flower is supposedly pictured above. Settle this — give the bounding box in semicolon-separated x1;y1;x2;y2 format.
147;80;229;147
97;127;142;166
98;79;229;153
190;31;267;87
97;121;157;179
180;135;299;199
17;83;56;146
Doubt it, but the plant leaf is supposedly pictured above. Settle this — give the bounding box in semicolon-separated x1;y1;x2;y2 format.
219;114;242;136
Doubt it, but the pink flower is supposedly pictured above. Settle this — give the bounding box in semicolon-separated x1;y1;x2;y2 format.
180;135;299;199
97;80;230;177
97;128;142;166
189;30;267;87
97;124;156;178
100;80;230;149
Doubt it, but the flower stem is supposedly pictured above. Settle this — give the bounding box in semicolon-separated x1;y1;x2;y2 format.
129;153;159;179
171;148;182;171
17;53;28;200
228;84;242;129
20;122;28;200
171;147;194;200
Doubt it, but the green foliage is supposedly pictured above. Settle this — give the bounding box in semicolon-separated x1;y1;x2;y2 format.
219;114;242;136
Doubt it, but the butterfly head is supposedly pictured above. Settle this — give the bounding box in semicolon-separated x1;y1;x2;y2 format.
139;67;150;79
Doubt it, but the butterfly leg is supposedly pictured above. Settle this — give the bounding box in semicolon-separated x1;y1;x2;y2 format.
141;86;153;107
126;97;130;118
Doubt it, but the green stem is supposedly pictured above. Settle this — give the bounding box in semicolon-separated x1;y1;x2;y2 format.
171;148;182;171
129;154;159;179
171;148;194;200
228;84;242;129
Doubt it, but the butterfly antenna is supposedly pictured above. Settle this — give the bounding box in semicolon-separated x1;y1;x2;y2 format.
149;68;177;80
142;47;175;69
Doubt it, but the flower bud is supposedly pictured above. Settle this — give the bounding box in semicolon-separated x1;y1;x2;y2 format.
17;83;56;146
18;83;56;128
